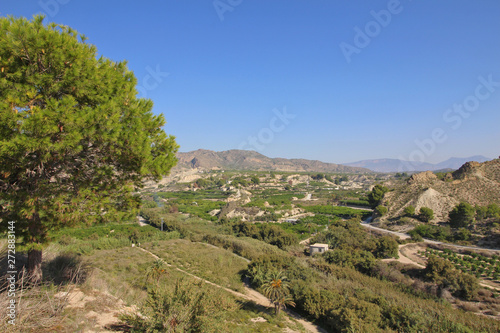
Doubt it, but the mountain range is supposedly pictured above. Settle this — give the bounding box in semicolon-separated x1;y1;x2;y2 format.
176;149;370;173
175;149;494;173
345;155;493;172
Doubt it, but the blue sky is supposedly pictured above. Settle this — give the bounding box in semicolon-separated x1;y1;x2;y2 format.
2;0;499;164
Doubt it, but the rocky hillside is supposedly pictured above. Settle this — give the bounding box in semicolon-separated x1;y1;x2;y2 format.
382;158;500;221
175;149;370;173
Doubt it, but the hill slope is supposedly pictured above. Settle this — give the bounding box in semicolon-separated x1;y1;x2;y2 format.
176;149;370;173
383;158;500;221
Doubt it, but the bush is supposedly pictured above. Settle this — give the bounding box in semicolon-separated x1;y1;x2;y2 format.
403;205;415;217
449;202;476;228
121;278;237;332
418;207;434;222
425;256;479;300
368;184;389;208
409;224;452;242
374;236;399;259
375;205;388;217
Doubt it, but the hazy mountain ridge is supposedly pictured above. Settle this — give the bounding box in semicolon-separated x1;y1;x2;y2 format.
346;155;493;172
175;149;371;173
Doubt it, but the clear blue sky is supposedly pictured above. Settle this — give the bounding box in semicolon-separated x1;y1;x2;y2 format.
2;0;499;164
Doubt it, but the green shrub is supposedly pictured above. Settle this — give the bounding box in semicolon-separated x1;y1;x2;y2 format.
368;184;389;208
403;205;415;217
418;207;434;222
121;278;237;332
375;205;388;217
449;202;476;228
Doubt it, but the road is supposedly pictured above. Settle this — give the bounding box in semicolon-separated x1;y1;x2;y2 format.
361;218;500;253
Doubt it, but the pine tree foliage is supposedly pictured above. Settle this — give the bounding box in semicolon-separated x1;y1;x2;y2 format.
0;15;178;277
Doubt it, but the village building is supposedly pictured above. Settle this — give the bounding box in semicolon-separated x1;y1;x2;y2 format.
309;243;329;255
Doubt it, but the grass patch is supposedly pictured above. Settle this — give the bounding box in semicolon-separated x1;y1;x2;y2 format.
142;239;249;293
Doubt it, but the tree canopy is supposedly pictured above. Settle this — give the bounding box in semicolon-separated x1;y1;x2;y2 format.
368;184;389;208
418;207;434;222
0;15;178;280
449;202;475;228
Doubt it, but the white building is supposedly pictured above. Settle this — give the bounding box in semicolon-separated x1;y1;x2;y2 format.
309;243;329;255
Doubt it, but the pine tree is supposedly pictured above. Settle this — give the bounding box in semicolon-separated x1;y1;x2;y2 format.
0;15;178;283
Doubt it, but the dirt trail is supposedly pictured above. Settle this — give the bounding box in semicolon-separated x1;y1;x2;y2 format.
136;247;327;333
386;244;500;292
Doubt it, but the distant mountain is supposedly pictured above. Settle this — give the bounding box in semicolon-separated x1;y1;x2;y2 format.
433;156;492;170
176;149;370;173
345;156;493;173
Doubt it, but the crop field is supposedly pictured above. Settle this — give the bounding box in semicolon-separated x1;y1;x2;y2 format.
419;248;500;283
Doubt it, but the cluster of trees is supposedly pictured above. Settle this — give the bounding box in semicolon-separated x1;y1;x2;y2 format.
311;219;399;272
423;249;500;281
246;241;493;332
303;205;371;220
232;221;297;249
425;255;479;300
368;185;389;208
449;202;500;228
310;173;339;183
409;224;474;243
334;175;349;185
403;205;434;222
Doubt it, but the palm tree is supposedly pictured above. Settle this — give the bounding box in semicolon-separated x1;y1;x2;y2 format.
304;222;313;235
146;259;168;285
262;270;295;316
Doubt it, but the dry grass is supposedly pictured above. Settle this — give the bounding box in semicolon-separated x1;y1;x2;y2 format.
0;266;85;332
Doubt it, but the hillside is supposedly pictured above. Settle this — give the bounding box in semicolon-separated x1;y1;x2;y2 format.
175;149;370;173
382;158;500;221
345;155;492;172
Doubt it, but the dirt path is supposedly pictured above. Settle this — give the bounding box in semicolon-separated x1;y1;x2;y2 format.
299;237;312;245
136;247;327;333
382;244;425;268
136;215;149;227
386;244;500;292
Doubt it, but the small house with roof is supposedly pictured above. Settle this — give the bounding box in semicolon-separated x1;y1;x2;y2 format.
309;243;329;255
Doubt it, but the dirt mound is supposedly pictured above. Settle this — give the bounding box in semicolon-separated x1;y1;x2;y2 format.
384;159;500;222
408;171;437;184
414;188;458;221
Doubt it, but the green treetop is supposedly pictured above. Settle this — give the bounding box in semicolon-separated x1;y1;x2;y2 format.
0;15;178;282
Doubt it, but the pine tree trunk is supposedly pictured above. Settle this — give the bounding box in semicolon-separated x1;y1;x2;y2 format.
28;249;43;284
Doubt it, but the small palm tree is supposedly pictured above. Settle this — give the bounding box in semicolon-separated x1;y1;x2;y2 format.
304;222;313;235
262;270;295;316
146;259;168;285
